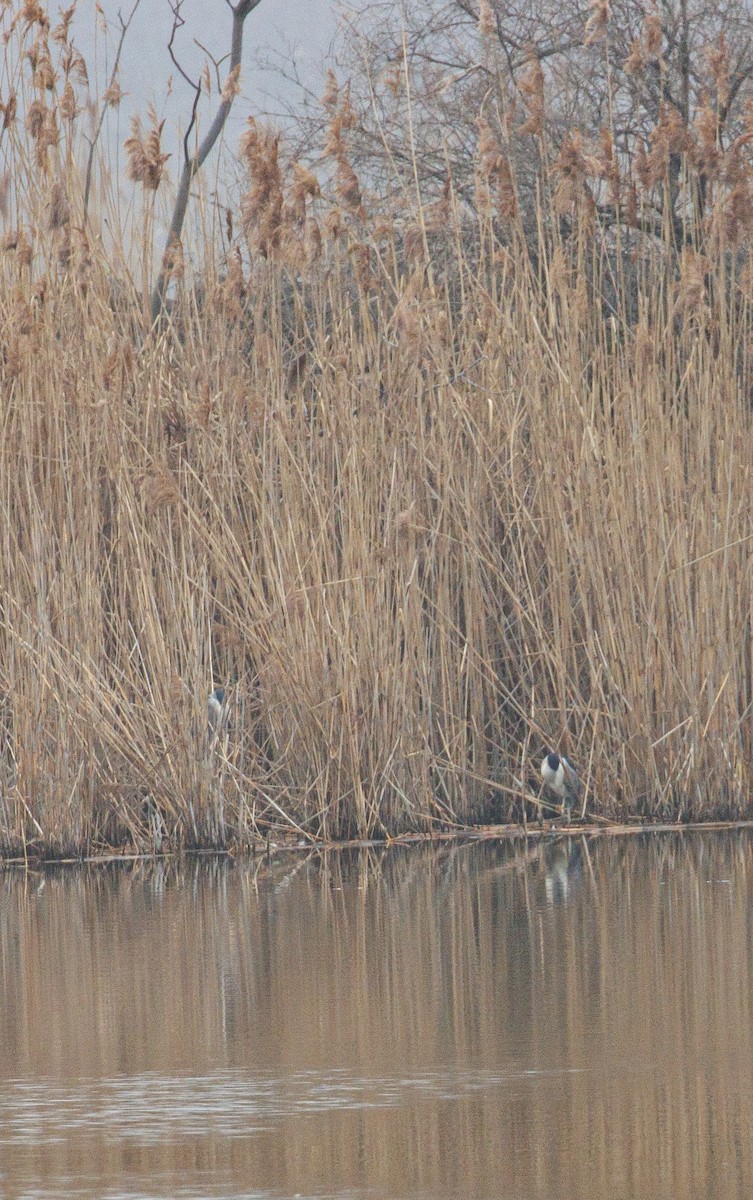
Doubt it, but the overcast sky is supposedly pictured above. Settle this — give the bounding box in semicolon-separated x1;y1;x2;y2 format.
80;0;338;198
111;0;336;114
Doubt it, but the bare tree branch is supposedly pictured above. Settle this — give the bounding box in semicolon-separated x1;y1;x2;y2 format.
166;0;195;90
151;0;263;324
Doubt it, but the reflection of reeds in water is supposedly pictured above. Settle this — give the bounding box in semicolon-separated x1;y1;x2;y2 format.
1;834;753;1196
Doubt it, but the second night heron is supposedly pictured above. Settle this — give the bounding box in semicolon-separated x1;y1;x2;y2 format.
207;686;228;733
540;751;582;819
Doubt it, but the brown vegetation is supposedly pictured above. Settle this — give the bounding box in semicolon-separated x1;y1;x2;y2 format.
0;2;752;856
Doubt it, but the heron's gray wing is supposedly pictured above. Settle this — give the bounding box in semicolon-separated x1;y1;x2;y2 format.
562;757;582;798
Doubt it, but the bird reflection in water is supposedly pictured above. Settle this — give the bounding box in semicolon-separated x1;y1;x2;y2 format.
543;837;584;906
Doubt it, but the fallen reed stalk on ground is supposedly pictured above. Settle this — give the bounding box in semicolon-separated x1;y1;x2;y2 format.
0;3;752;856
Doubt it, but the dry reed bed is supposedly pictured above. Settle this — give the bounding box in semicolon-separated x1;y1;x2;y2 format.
0;221;751;856
0;8;752;855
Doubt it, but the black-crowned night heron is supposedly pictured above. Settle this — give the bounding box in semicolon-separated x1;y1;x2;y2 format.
207;686;227;732
540;751;582;819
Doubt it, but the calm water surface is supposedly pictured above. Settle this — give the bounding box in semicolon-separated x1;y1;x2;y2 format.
0;832;752;1199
